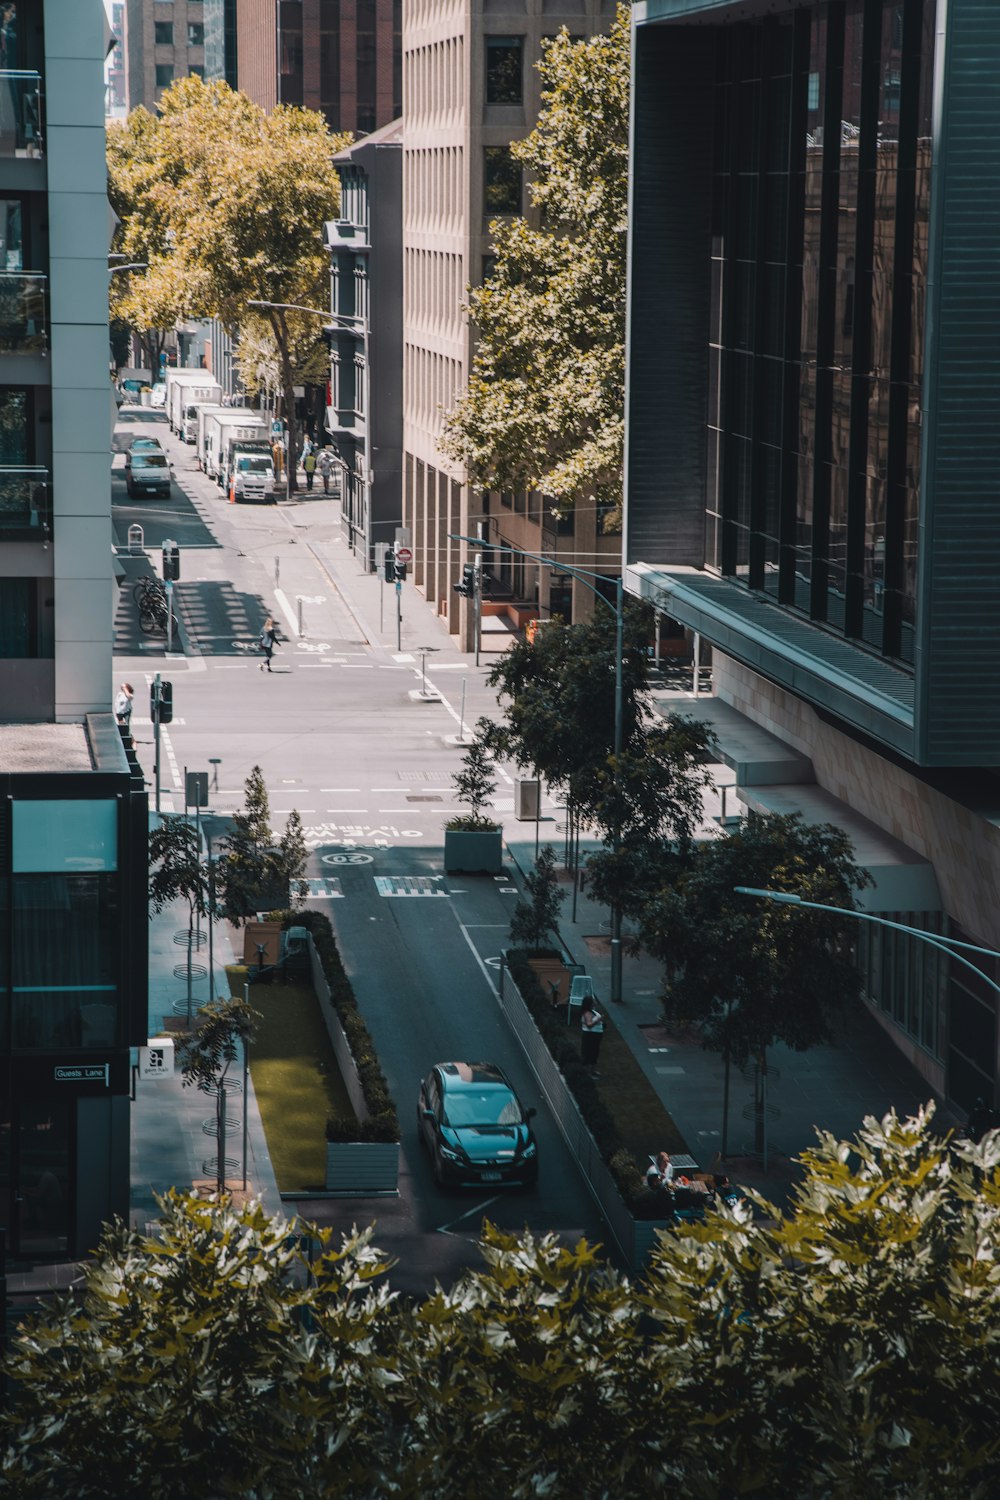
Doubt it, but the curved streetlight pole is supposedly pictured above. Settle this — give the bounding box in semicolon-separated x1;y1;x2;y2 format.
451;532;625;1003
735;887;1000;1001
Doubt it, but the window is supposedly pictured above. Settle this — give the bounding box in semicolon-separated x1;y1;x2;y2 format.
486;36;523;105
484;147;521;215
155;64;174;88
188;22;204;47
188;65;204;79
154;21;173;45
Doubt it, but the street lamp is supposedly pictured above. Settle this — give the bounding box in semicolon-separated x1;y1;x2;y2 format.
451;531;626;1004
735;887;1000;1001
108;263;147;275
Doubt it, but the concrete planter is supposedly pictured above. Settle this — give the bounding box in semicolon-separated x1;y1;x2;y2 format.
498;955;672;1271
444;826;504;874
325;1141;400;1196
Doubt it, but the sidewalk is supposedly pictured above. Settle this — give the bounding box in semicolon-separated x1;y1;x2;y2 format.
130;868;282;1230
503;833;956;1206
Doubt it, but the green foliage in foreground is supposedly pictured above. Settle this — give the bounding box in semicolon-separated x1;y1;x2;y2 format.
5;1110;1000;1497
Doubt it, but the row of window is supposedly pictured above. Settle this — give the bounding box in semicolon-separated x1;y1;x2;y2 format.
154;21;204;47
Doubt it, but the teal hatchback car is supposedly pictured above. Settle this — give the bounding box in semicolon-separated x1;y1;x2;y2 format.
418;1061;538;1188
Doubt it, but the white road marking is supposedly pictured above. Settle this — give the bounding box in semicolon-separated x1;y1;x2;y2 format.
436;1195;504;1237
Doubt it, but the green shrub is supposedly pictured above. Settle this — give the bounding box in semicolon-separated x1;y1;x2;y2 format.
278;909;400;1144
505;948;655;1213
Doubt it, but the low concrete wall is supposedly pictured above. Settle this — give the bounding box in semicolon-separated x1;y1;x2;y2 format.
498;958;669;1271
305;934;400;1196
324;1142;400;1197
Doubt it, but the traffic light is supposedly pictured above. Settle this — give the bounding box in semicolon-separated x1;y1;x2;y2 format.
383;549;395;583
151;680;173;724
162;542;180;581
453;563;476;598
394;557;407;582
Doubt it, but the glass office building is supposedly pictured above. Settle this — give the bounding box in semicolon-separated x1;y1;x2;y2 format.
626;0;1000;1108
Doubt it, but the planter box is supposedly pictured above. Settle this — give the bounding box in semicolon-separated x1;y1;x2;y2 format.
444;826;504;874
498;955;672;1271
325;1141;399;1196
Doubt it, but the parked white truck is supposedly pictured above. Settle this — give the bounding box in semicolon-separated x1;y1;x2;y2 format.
179;382;223;443
195;404;231;470
203;410;268;484
221;432;272;493
165;370;221;436
230;449;276;503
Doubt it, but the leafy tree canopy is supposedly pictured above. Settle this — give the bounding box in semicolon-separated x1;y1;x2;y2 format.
6;1110;1000;1497
641;811;873;1064
441;7;629;524
107;77;350;486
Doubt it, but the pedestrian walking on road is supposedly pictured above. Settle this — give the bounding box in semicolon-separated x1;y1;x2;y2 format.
303;448;317;491
317;447;333;494
580;1001;604;1074
114;681;134;730
258;617;278;672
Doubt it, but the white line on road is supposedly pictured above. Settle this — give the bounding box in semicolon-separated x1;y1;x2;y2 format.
436;1194;504;1238
273;587;301;639
326;808;369;813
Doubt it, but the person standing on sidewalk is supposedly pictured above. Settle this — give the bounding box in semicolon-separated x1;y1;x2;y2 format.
317;447;333;494
580;1002;604;1074
303;447;318;491
258;617;278;672
114;681;134;731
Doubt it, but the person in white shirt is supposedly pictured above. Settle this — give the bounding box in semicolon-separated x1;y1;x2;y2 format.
114;681;134;730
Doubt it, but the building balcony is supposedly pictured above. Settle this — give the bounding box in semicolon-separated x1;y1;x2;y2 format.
0;272;46;351
0;467;50;536
0;72;43;158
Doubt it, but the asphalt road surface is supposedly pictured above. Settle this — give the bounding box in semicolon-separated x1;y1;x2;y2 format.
113;406;612;1295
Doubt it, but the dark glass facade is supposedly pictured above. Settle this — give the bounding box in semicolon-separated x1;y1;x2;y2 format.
705;0;934;667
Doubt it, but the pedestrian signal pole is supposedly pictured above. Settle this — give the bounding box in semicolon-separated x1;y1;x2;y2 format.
152;672;161;813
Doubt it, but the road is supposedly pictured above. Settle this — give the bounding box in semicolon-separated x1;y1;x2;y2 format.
113;405;612;1294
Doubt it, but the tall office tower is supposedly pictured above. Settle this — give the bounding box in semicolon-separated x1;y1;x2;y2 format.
0;1;148;1266
203;0;236;86
401;0;616;645
234;1;400;135
625;0;1000;1109
124;0;206;112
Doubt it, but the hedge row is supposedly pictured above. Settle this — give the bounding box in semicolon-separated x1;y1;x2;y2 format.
279;910;401;1145
505;949;663;1217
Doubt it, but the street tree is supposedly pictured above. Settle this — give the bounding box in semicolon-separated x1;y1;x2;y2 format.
441;7;630;525
107;78;349;488
638;811;872;1151
6;1110;1000;1495
448;729;500;830
217;765;309;924
178;995;260;1193
509;843;565;951
148;815;209;1023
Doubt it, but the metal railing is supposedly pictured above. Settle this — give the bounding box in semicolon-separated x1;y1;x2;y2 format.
0;466;50;534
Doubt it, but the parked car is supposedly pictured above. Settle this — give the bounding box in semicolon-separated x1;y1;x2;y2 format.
150;382;167;408
417;1061;538;1188
125;449;171;499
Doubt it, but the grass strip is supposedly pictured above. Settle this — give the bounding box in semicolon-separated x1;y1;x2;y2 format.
229;970;356;1193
